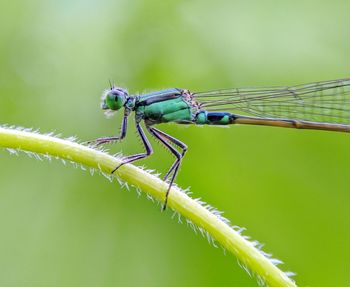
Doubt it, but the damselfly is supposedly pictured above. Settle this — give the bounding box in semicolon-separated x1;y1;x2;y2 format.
92;78;350;210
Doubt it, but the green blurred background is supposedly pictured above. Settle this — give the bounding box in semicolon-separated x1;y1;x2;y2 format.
1;0;350;286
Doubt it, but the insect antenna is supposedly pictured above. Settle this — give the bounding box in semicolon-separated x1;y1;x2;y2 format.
108;79;114;90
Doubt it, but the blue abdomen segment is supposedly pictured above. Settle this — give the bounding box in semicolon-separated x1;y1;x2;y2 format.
195;111;235;125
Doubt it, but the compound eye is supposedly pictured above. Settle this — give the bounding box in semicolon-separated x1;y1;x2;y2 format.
101;87;128;111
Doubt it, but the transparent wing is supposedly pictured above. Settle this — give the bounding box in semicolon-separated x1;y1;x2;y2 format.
193;78;350;124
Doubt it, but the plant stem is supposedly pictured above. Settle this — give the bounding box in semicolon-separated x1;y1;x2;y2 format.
0;126;297;287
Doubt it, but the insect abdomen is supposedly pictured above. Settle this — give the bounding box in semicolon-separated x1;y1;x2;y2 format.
195;111;235;125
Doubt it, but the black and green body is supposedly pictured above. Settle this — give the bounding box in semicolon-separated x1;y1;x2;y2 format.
135;88;235;126
94;78;350;210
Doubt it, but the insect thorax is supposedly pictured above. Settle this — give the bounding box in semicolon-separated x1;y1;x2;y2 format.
137;89;200;125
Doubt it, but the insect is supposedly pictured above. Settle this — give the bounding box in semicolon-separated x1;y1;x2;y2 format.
92;78;350;210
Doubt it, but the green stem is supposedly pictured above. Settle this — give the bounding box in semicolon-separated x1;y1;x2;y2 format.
0;126;297;287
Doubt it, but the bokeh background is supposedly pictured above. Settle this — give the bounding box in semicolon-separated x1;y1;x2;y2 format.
1;0;350;286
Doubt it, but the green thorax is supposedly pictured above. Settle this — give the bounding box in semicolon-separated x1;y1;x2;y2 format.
135;88;197;125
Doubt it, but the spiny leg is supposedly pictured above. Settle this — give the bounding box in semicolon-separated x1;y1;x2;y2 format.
88;115;128;147
151;127;188;182
111;122;153;174
148;127;186;211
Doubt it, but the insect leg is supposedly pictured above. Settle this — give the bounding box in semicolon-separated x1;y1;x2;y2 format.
111;122;153;173
88;115;128;146
151;127;188;181
148;127;186;211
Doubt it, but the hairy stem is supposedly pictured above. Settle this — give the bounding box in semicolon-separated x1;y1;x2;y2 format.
0;126;296;287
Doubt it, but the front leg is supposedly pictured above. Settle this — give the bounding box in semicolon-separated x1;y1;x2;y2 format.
111;122;153;174
88;115;128;147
